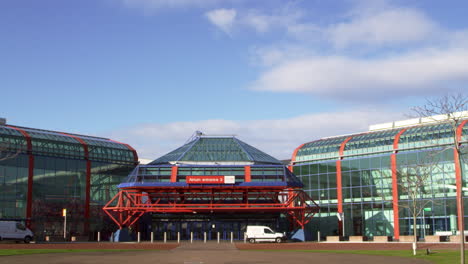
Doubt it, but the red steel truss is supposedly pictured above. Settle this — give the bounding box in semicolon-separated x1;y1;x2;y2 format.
103;187;319;230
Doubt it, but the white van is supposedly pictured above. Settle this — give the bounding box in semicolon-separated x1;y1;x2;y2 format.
246;225;285;243
0;221;34;243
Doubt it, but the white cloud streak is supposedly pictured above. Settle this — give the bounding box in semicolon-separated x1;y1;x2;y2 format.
327;8;437;48
205;6;303;35
205;9;237;35
244;2;468;100
250;47;468;99
107;110;403;160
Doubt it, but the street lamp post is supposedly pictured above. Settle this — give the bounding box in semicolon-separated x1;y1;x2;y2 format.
63;208;67;240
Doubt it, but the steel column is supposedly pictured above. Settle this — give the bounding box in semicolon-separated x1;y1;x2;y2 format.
336;136;353;236
170;166;178;182
6;126;34;228
390;128;407;240
58;132;91;220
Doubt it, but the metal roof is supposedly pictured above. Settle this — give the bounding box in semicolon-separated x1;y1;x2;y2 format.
150;133;282;165
0;124;137;163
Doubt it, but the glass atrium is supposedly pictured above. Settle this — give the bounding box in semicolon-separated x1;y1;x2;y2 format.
292;120;468;240
0;123;137;240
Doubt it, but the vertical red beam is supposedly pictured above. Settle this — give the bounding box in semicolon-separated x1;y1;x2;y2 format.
58;133;91;220
455;120;467;232
337;136;353;236
391;128;407;240
336;160;343;214
6;126;33;228
244;166;251;182
170;166;178;182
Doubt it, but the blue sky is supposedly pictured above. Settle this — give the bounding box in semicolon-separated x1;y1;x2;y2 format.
1;0;467;159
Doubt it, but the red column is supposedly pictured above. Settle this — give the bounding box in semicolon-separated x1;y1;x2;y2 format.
244;166;251;182
58;133;91;220
337;136;353;236
170;166;178;182
391;128;407;240
336;160;343;214
455;120;467;231
6;126;33;228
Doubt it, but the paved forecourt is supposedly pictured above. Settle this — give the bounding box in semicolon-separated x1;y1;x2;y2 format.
0;242;431;264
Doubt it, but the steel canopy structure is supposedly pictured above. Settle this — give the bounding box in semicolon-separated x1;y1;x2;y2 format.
103;133;319;231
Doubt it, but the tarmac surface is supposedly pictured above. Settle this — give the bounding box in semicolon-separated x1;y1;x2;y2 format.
0;241;433;264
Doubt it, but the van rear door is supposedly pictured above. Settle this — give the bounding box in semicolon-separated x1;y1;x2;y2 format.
0;222;15;239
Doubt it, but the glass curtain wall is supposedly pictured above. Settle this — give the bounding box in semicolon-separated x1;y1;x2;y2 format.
0;154;29;219
0;125;137;240
293;121;467;240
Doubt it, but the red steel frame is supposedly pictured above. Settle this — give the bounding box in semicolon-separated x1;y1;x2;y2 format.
390;128;407;240
58;132;92;221
103;186;319;230
335;136;353;236
289;143;306;172
7;126;34;228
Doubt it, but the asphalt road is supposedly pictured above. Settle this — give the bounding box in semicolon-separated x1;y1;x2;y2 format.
0;242;430;264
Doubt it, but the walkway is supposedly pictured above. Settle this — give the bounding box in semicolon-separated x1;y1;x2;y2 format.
0;241;430;264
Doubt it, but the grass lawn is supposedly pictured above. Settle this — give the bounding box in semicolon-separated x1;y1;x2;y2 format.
246;249;464;264
0;249;144;256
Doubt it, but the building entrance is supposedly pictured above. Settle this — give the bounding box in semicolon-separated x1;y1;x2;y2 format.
149;214;281;241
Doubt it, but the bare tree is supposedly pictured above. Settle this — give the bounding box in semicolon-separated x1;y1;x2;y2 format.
396;153;440;256
411;93;467;263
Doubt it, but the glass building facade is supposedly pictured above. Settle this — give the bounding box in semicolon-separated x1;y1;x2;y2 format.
108;134;307;241
0;123;137;240
292;119;468;240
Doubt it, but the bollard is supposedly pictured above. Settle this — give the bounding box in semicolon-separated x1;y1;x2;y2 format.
204;232;207;243
97;232;101;242
231;232;233;243
177;232;180;243
137;232;141;243
244;232;247;243
164;232;167;243
111;232;114;242
151;232;154;243
190;232;193;243
318;231;321;242
217;232;220;244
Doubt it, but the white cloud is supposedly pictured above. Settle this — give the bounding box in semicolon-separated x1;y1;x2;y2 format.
250;47;468;99
243;12;272;33
242;8;303;34
205;8;237;34
327;8;437;48
249;45;314;67
206;5;304;35
107;110;403;160
204;2;436;49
